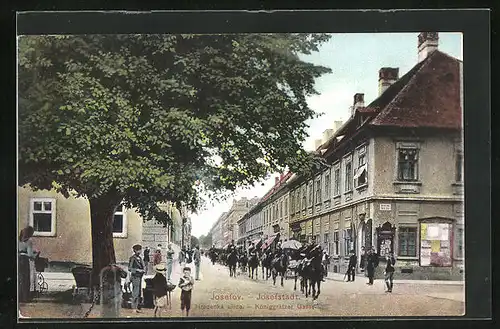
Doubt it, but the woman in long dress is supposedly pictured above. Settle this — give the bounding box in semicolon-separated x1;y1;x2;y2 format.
19;226;38;302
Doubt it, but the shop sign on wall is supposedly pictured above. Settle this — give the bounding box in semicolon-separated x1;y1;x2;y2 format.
420;222;452;267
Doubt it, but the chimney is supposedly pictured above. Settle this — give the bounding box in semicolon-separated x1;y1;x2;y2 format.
378;67;399;95
275;176;279;185
351;93;365;116
333;120;343;133
314;139;323;149
418;32;439;63
322;129;334;142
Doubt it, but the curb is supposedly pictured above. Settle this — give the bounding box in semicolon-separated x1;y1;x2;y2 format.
325;273;464;285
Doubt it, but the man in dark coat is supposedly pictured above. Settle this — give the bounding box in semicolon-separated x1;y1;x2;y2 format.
384;251;396;292
346;250;357;282
366;247;379;285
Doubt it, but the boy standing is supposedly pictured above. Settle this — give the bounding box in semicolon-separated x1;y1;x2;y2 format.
128;244;145;313
178;266;194;316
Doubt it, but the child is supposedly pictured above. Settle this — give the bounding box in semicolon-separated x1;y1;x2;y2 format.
152;264;169;317
178;266;194;316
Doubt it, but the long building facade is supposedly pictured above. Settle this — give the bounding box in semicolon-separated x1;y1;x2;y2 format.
209;197;258;248
208;33;463;280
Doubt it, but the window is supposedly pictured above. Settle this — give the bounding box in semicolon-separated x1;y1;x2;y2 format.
308;182;313;207
290;192;294;213
30;198;56;236
324;172;331;200
113;204;128;238
456;227;464;258
398;227;417;257
284;198;288;216
343;229;352;256
324;233;330;250
397;148;419;181
334;166;341;196
315;178;321;204
333;231;339;255
345;160;353;192
279;202;283;219
302;186;307;210
455;152;463;182
355;145;368;187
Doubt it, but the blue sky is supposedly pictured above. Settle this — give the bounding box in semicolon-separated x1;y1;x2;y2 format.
190;32;462;238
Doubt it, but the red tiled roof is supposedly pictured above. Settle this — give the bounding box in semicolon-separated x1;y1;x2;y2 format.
261;171;293;202
369;50;462;129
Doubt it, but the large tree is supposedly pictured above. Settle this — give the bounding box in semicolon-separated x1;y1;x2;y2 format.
18;33;331;286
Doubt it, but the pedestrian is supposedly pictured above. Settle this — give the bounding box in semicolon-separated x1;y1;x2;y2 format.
18;226;39;303
152;264;169;317
128;244;145;313
153;247;162;267
165;243;175;282
347;250;357;282
143;246;151;275
193;246;201;280
186;248;193;264
366;247;379;285
179;266;195;317
322;249;331;278
384;251;396;293
179;248;186;266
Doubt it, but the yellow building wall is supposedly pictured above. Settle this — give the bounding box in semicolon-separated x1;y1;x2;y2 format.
18;187;143;265
373;136;459;196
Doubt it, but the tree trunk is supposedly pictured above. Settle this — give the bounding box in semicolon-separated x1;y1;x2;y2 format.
89;195;121;289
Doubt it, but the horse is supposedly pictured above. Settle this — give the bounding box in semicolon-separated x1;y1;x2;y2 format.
238;253;248;274
261;251;273;280
302;247;324;300
271;252;289;287
248;251;259;280
227;249;238;277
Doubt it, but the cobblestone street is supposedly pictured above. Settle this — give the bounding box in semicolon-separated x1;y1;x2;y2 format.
19;256;464;319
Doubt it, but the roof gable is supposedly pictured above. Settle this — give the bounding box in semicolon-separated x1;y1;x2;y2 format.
369;50;462;129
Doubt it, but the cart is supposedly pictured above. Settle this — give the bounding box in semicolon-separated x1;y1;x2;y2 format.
71;266;93;303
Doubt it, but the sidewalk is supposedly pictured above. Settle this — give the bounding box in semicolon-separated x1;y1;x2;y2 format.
325;272;464;285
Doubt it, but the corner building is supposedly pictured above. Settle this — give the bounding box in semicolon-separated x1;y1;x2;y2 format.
288;32;464;280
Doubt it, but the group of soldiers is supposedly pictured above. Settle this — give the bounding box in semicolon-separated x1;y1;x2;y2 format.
207;236;330;279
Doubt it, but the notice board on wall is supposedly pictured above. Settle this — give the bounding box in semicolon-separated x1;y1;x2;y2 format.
420;222;452;267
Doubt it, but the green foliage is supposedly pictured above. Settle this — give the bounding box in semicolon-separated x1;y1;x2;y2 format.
18;33;331;223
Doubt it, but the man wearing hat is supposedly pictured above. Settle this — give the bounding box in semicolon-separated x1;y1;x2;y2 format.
128;244;145;313
151;264;169;317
